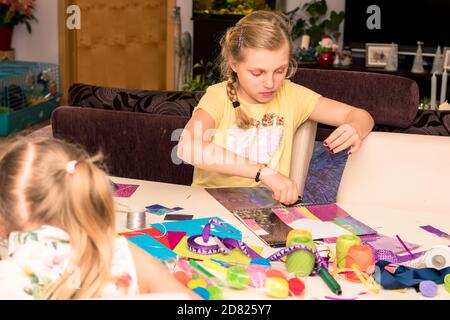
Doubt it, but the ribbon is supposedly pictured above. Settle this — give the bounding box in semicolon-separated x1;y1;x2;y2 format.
374;260;450;290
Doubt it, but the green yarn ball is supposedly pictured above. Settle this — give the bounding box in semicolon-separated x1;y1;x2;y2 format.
286;236;316;277
226;266;250;289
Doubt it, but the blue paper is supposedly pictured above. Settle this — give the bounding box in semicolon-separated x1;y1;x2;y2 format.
151;217;242;241
127;234;177;261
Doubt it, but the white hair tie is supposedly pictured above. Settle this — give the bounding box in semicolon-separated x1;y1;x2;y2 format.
66;160;78;175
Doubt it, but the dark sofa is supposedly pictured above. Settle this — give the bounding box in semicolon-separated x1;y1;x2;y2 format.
52;69;450;185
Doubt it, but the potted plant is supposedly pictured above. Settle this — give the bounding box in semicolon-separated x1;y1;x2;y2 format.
287;0;344;48
0;0;37;51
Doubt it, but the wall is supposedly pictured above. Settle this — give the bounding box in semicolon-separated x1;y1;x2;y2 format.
179;0;346;46
11;0;59;64
10;1;346;65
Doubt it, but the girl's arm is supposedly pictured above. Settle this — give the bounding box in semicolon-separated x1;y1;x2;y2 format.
178;109;299;205
128;243;202;300
309;97;375;154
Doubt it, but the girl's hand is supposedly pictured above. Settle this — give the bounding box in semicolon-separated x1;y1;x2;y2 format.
260;167;299;205
324;123;361;155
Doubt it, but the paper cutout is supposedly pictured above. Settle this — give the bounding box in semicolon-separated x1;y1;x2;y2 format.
120;228;171;248
146;204;176;216
167;231;186;250
151;217;242;241
127;235;176;261
288;219;352;240
164;214;194;221
113;184;139;198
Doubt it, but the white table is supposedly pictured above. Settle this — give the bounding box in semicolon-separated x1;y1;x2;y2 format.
112;176;450;300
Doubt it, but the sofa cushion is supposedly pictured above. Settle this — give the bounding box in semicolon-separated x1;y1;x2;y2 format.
293;68;419;129
52;107;194;185
69;83;204;117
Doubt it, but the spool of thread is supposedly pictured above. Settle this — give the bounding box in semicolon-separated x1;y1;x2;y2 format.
345;244;375;282
286;236;316;277
424;245;450;269
265;277;289;299
336;234;362;269
247;265;266;288
126;208;146;230
444;274;450;294
286;230;312;246
226;266;250;289
207;285;223;300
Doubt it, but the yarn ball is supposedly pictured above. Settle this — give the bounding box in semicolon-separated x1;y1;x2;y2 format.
265;277;289;299
288;278;305;296
173;271;191;287
286;236;316;276
247;265;266;288
193;287;210;300
227;266;250;289
265;268;287;280
419;281;438;298
207;286;223;300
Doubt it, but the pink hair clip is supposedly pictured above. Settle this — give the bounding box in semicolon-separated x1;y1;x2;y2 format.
237;28;244;49
66;160;78;175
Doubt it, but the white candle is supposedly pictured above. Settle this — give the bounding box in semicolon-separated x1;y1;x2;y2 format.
300;35;310;50
440;69;448;104
431;73;437;110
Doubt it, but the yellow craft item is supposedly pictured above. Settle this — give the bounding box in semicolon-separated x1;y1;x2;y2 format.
187;279;207;289
265;277;289;299
286;230;312;246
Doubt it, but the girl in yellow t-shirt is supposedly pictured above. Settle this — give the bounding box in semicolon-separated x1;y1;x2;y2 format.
178;11;374;205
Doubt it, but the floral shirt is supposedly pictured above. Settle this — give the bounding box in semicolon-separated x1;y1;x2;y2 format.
0;226;139;299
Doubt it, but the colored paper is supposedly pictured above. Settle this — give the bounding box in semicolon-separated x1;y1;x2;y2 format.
151;217;242;241
288;219;352;240
164;214;194;221
243;219;269;236
146;204;176;216
173;236;263;265
113;184;139;198
120;228;171;248
306;203;349;221
167;231;186;250
127;235;176;261
206;187;278;211
420;225;450;238
359;234;419;255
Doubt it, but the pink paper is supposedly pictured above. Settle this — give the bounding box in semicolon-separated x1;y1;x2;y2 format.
167;231;186;250
114;184;139;198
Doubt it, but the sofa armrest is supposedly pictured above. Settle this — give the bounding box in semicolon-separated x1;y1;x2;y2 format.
290;120;318;197
51;107;194;185
337;131;450;213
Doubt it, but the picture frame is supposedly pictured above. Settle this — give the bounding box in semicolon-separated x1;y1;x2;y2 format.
365;43;397;68
443;47;450;71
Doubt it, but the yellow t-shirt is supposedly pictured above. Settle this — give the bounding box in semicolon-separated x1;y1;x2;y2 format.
191;79;321;188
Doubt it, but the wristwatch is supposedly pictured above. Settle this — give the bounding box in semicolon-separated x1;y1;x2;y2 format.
255;164;267;183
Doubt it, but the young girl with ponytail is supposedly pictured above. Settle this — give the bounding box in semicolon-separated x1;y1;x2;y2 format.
0;138;198;300
179;11;374;205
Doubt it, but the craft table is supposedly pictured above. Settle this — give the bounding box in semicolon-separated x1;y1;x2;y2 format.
111;176;449;300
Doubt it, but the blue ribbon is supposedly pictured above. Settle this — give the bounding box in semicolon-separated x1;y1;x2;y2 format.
375;260;450;291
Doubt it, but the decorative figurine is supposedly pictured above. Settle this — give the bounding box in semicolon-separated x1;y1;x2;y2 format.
431;46;444;75
411;41;425;74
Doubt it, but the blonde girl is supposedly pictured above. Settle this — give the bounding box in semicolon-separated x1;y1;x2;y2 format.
0;138;197;300
179;11;374;205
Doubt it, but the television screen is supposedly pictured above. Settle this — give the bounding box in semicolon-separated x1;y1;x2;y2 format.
344;0;450;53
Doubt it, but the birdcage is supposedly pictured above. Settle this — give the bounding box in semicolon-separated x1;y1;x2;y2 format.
0;61;61;136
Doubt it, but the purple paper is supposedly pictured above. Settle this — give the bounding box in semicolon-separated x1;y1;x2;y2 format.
420;225;450;238
113;184;139;198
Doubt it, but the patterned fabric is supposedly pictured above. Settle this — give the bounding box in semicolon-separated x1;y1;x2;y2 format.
0;226;139;300
69;83;204;117
302;142;349;204
374;110;450;136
